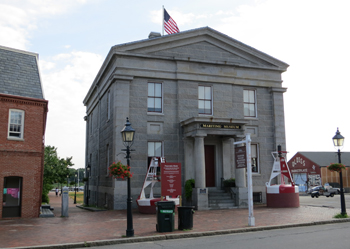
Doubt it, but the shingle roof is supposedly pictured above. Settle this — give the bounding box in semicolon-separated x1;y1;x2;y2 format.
297;152;350;166
0;45;44;99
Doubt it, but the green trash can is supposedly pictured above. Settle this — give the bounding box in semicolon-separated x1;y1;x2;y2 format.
156;201;175;232
178;206;195;230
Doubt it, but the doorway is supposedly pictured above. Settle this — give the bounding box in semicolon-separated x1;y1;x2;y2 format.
205;145;215;187
2;176;22;218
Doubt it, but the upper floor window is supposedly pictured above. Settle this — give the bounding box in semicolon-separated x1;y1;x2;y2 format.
107;90;110;121
106;144;110;175
90;112;93;136
198;86;212;115
8;109;24;139
148;83;162;113
244;90;256;117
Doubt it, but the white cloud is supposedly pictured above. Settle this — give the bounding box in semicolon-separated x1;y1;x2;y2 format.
41;51;104;167
0;0;90;50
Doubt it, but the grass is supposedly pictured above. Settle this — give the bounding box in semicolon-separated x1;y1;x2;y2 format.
68;192;84;204
333;213;349;218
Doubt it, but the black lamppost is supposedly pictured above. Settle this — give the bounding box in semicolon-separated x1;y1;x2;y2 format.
67;174;69;187
86;164;91;206
74;171;77;204
332;128;347;215
121;117;135;237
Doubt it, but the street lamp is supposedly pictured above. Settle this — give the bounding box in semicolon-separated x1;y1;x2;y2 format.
121;117;135;237
86;164;91;206
74;171;77;204
332;128;346;215
67;174;69;187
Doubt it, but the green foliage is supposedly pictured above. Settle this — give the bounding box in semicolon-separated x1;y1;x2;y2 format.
223;178;236;187
327;163;346;172
42;145;74;202
185;179;195;199
334;213;349;218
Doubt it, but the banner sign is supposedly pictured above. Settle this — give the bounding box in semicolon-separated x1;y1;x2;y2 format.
235;146;247;168
200;124;241;129
161;163;181;197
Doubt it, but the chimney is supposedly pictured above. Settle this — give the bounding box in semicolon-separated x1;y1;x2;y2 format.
148;32;161;39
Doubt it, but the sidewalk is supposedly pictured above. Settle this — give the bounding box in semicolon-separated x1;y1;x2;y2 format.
0;192;348;249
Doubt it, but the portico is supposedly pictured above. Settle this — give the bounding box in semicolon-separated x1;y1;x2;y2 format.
181;117;248;210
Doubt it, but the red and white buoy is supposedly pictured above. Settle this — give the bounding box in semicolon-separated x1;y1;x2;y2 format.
266;146;299;208
136;157;179;214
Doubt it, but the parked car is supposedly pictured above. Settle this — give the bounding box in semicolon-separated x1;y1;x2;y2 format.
325;182;344;194
310;185;337;198
307;186;323;194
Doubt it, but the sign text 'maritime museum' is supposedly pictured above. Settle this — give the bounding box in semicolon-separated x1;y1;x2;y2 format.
200;124;242;129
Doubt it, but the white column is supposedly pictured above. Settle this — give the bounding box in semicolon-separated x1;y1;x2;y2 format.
184;138;195;181
194;135;206;188
222;138;232;179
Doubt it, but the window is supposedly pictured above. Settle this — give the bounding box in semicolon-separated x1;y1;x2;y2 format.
244;90;256;117
106;144;110;175
251;144;259;173
148;83;162;113
148;142;162;168
8;109;24;139
107;91;110;120
90;112;93;135
198;86;212;115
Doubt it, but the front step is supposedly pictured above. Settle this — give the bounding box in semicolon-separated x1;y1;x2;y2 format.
208;188;236;210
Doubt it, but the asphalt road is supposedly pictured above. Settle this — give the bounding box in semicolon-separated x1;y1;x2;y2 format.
87;222;350;249
299;193;350;209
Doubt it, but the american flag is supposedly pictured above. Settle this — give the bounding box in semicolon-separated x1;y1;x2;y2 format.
164;9;179;34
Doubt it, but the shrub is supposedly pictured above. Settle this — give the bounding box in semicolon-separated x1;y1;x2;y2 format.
185;179;195;198
223;178;236;187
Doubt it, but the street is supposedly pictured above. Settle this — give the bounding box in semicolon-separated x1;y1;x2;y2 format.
84;195;350;249
299;193;350;209
88;222;350;249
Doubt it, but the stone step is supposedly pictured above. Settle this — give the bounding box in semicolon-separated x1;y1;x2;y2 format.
208;188;236;210
209;195;232;200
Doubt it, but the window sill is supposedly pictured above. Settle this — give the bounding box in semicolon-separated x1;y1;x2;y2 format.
244;117;258;120
7;137;24;141
147;112;164;116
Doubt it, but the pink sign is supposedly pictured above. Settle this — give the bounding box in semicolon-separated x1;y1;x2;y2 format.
161;163;181;197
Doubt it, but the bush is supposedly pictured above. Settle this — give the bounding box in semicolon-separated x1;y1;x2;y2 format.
334;213;349;218
41;182;52;204
223;178;236;187
185;179;195;198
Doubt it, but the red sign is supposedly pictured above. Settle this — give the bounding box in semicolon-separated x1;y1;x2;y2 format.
161;163;181;197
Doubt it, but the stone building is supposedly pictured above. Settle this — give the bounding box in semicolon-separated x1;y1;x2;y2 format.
83;27;289;210
0;45;48;218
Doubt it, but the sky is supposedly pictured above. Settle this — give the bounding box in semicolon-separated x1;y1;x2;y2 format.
1;0;350;169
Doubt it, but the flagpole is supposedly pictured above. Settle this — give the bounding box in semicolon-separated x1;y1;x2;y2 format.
162;5;164;36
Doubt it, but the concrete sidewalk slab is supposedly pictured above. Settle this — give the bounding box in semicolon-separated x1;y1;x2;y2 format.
0;192;347;249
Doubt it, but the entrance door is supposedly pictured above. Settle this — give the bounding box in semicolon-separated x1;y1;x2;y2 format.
2;176;22;218
205;145;215;187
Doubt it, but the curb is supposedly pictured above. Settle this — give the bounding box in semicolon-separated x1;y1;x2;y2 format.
8;218;350;249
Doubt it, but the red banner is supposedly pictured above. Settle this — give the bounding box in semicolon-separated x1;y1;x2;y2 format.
161;163;181;197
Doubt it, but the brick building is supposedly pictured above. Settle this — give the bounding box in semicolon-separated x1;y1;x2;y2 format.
288;152;350;193
83;27;289;210
0;46;48;218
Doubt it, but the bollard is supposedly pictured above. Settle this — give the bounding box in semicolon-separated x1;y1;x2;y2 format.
61;187;69;217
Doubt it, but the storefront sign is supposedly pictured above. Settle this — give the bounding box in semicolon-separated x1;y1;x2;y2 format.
200;124;241;129
161;163;181;197
235;146;247;168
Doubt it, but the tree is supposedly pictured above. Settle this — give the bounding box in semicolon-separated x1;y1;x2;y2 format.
42;145;74;203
